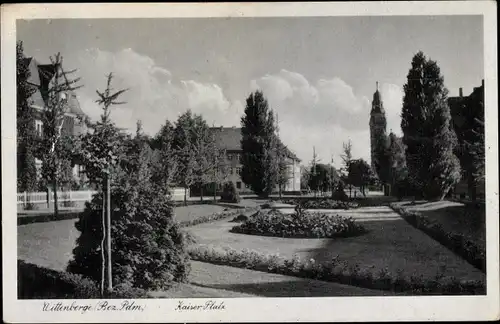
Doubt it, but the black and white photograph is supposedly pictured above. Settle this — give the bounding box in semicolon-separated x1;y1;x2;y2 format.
2;2;499;322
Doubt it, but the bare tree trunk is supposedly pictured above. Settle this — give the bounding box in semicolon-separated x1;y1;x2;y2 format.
52;177;59;217
100;190;105;296
200;184;204;202
184;186;188;206
106;175;112;293
213;182;217;202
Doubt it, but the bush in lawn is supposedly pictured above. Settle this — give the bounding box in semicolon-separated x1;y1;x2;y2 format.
282;199;359;210
18;260;149;299
231;207;366;238
67;179;191;290
187;246;485;295
179;208;245;227
332;182;349;201
220;181;240;203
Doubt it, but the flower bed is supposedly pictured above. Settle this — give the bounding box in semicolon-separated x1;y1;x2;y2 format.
188;246;485;295
230;208;366;238
390;203;486;273
18;260;149;299
281;199;359;209
179;208;258;228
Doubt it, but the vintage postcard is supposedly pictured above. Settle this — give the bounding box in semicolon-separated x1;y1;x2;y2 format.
2;1;499;322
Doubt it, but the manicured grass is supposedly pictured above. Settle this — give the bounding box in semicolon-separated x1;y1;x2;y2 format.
184;261;391;297
186;206;485;283
395;201;486;252
18;219;79;271
174;205;229;223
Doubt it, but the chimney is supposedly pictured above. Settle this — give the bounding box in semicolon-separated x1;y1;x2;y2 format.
459;88;463;97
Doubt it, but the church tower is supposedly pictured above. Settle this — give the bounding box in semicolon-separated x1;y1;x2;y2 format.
369;82;387;172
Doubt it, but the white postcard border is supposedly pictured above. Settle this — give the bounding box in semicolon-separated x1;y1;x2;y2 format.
2;2;498;322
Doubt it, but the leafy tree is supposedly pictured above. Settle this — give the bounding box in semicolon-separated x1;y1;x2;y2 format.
72;73;127;294
401;51;461;199
192;122;221;201
300;166;310;191
276;140;291;198
307;163;339;196
151;120;178;193
240;91;278;197
69;74;190;293
340;140;354;197
347;159;375;196
16;41;37;198
386;132;408;196
220;181;240;203
38;53;82;217
173;110;219;204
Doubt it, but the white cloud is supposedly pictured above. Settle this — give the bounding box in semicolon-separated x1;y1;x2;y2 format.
250;71;403;165
73;48;239;133
71;49;403;166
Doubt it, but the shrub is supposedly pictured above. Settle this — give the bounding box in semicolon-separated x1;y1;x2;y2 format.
390;204;486;273
231;207;366;238
18;260;150;299
187;246;485;295
67;182;191;291
332;182;349;201
179;209;251;227
18;260;100;299
220;181;240;203
281;199;359;210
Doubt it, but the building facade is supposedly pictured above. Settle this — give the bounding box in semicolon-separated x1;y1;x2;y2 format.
448;79;485;200
210;127;301;194
23;57;88;189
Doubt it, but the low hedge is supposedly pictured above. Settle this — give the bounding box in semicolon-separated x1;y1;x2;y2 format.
390;204;486;273
18;260;149;299
281;199;359;210
230;208;366;238
179;208;258;228
188;246;485;295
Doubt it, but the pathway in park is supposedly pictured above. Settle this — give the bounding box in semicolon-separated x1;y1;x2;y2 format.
17;219;388;297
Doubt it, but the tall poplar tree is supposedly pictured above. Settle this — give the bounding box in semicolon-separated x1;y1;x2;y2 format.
16;41;37;196
401;51;461;199
240;91;278;197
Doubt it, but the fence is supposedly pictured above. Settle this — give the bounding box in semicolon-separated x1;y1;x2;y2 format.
17;190;98;206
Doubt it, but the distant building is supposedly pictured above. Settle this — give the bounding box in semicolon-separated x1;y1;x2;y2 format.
448;79;485;200
23;57;88;188
369;82;388;178
210;126;301;194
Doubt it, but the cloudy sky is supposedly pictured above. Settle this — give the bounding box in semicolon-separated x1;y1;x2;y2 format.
18;16;483;166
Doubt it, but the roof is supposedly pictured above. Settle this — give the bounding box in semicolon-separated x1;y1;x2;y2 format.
371;90;385;114
210;126;301;162
210;127;242;151
24;57;84;116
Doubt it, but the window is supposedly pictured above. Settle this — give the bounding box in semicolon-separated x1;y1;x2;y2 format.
236;167;242;176
227;154;233;161
236;182;242;189
35;120;43;137
230;167;234;175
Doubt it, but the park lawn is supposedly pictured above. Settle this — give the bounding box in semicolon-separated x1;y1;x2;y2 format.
18;219;79;271
16;205;229;271
186;206;485;282
174;205;229;223
397;200;486;252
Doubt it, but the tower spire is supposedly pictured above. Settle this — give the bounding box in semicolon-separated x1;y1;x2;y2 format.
376;81;378;91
